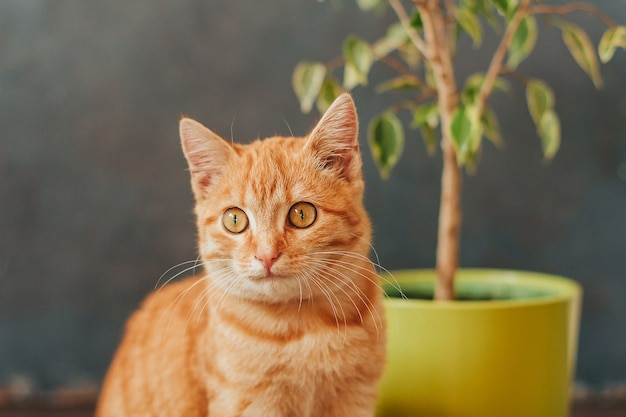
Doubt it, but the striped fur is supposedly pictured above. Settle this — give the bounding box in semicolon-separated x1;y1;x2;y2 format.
96;94;386;417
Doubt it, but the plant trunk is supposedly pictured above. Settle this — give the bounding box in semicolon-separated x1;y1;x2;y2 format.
417;0;463;301
435;137;462;301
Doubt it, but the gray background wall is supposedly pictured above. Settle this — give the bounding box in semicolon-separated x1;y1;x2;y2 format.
1;0;625;394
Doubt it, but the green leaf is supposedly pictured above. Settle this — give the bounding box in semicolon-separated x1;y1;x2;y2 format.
464;147;481;174
411;104;440;155
292;62;326;113
343;65;362;91
481;107;503;147
525;79;554;126
343;35;373;89
526;79;560;159
419;124;438;155
598;25;626;64
556;21;603;88
410;10;423;30
538;110;561;160
356;0;386;11
456;7;483;47
368;112;405;179
411;104;439;129
470;0;499;30
316;77;343;114
492;0;518;17
376;75;421;93
398;42;422;69
450;106;472;152
465;73;511;93
462;73;510;104
450;104;482;164
507;15;538;69
372;23;409;57
464;0;497;37
492;0;508;14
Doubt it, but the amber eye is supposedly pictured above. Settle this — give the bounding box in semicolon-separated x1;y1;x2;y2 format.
288;202;317;229
222;207;249;233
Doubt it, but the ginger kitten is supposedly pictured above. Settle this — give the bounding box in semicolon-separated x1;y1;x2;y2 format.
96;94;386;417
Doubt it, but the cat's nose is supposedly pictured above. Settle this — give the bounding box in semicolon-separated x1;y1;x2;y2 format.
255;252;281;272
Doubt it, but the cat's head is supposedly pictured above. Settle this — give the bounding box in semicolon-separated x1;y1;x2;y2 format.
180;94;373;304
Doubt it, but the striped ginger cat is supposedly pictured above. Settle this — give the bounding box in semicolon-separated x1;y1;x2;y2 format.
96;93;386;417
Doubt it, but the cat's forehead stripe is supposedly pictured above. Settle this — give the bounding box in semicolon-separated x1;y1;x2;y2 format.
239;138;300;204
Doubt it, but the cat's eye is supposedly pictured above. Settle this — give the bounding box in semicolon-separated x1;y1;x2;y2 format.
288;202;317;229
223;207;249;233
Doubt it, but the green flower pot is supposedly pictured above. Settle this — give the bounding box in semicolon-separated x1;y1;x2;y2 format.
377;269;582;417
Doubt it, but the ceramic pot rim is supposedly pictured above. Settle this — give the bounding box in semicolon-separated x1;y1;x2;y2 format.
383;268;582;310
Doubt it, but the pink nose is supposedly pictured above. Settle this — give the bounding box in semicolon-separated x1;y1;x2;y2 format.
255;252;281;272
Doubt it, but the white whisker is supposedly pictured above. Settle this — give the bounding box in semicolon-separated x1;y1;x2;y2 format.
297;270;315;309
157;274;211;342
155;257;239;339
296;273;304;312
230;116;237;143
154;257;202;289
213;266;247;313
209;268;243;313
312;250;406;299
318;270;364;322
280;113;295;137
307;257;383;337
306;272;346;337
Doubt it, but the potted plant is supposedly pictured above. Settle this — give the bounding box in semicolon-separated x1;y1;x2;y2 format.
292;1;626;416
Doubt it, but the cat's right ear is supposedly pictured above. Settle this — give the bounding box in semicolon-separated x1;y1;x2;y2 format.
179;117;233;196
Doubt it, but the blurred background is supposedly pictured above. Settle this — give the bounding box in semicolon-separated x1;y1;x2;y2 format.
0;0;625;406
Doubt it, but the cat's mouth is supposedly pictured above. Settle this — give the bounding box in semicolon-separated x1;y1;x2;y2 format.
247;260;293;281
251;271;288;281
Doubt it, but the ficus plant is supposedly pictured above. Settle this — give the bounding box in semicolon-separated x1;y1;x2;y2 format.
293;0;626;301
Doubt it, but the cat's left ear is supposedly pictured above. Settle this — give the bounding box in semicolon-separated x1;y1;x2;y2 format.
180;117;233;196
305;93;362;182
